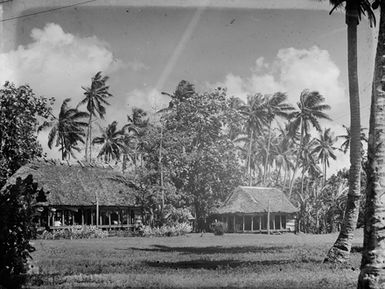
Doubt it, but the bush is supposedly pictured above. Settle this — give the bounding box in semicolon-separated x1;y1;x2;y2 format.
164;207;193;226
0;175;45;289
37;226;108;240
211;221;226;236
142;222;192;237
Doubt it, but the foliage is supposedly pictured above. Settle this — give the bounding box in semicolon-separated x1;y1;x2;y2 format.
78;71;113;162
48;98;89;160
288;89;331;135
160;83;243;230
338;125;368;155
211;221;226;236
0;82;54;187
92;121;125;162
291;170;350;234
142;222;192;237
37;226;108;240
0;175;45;289
164;206;193;225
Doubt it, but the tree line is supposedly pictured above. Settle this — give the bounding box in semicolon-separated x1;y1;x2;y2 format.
0;69;359;235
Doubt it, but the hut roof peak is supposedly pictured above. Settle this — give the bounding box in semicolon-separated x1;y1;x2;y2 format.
5;160;136;207
217;186;298;215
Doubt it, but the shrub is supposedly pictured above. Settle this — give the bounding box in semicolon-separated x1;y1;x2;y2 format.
164;207;193;226
142;222;192;237
211;221;226;236
0;175;45;289
37;226;108;240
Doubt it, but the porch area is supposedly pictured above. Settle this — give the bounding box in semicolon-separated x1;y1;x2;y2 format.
220;213;295;233
38;206;141;230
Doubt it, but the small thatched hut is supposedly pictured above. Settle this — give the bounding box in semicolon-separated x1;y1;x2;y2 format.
215;186;298;233
6;160;140;230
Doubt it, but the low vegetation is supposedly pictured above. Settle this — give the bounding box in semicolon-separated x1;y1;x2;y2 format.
27;231;363;288
37;226;109;240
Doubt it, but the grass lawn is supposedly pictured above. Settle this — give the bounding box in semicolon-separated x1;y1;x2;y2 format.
28;230;364;288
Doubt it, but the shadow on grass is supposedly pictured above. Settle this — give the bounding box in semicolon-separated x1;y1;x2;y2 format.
145;258;305;270
129;245;292;255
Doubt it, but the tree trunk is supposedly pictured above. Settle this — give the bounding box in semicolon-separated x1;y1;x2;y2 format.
263;122;272;185
288;165;298;198
358;4;385;288
299;118;306;198
289;118;303;198
323;161;327;186
85;114;91;162
325;8;362;263
248;130;254;186
89;114;93;162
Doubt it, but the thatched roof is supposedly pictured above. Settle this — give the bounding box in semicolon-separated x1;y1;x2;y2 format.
5;161;136;207
216;186;298;215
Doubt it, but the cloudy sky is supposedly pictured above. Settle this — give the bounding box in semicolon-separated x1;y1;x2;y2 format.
0;0;378;174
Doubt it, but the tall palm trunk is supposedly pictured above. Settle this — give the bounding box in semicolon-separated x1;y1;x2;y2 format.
323;161;327;186
358;4;385;287
299;118;305;197
84;129;88;161
263;122;272;185
325;5;362;262
289;118;303;197
248;130;254;186
89;116;93;162
87;114;92;162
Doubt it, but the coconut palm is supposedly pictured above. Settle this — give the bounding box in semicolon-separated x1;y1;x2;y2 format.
358;1;385;287
263;92;294;185
312;128;338;185
338;125;368;154
287;90;331;196
122;108;149;168
48;98;89;160
78;72;112;162
92;121;125;162
227;96;244;141
271;132;296;187
299;136;321;199
238;94;269;185
325;0;375;263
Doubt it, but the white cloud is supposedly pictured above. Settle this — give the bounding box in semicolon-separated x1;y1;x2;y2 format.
0;23;122;103
219;46;346;112
126;59;149;72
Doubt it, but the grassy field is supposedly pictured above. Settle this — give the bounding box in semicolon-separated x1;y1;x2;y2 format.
28;230;364;288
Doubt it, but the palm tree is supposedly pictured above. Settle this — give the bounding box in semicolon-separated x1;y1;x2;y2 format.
123;108;148;169
227;96;244;141
299;136;321;200
325;0;375;263
312;128;337;185
358;1;385;287
287;89;331;197
263;92;294;185
78;72;112;162
48;98;89;160
338;124;368;154
271;131;295;187
92;121;125;162
238;94;269;185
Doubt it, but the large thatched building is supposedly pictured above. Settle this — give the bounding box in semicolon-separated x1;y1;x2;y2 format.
6;160;140;230
215;186;298;233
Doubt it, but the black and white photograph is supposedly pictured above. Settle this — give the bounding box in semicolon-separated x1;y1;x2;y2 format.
1;0;385;288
